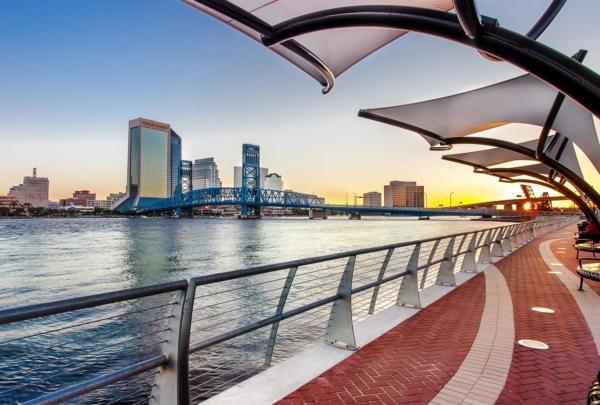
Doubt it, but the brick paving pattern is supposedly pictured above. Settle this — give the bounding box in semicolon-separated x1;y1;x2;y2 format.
277;226;600;404
277;274;486;404
496;230;600;404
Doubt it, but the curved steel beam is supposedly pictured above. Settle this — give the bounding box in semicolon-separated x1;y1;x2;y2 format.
186;0;335;92
527;0;567;40
262;6;600;116
453;0;483;39
443;156;599;227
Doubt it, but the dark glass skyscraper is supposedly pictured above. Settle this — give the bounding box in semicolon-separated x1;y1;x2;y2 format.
126;118;181;205
170;131;182;196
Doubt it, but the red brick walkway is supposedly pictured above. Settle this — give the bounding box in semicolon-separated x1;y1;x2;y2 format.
277;225;600;404
496;231;600;404
277;274;486;404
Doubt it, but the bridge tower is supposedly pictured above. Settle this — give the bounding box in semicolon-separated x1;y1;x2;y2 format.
177;160;193;217
240;143;261;218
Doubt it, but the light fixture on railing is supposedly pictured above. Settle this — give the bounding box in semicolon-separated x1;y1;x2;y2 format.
474;167;490;174
429;143;453;151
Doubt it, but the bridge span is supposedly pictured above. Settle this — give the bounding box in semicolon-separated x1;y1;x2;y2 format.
119;187;517;218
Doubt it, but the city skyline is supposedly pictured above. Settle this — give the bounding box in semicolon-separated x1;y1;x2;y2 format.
1;0;599;206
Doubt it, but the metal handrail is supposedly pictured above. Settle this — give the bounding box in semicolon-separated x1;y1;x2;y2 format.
0;216;576;404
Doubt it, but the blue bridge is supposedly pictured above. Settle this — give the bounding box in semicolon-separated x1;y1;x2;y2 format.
120;187;514;218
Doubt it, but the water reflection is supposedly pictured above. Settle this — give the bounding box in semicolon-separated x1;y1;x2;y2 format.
0;217;512;403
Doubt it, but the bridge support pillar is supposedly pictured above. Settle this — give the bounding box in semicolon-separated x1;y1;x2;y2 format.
309;208;328;219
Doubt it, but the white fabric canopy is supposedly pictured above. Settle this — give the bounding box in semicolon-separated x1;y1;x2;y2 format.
490;163;554;179
361;74;600;173
443;136;583;178
181;0;453;88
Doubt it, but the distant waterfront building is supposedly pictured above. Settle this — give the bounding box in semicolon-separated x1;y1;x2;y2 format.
384;181;424;208
107;192;127;207
264;173;284;191
59;198;88;207
7;185;24;202
192;158;222;189
234;166;268;188
126;118;181;205
73;190;96;206
8;168;49;207
93;200;112;210
0;195;19;207
363;191;382;208
170;131;182;197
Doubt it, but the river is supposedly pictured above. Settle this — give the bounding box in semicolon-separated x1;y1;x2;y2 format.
0;216;511;404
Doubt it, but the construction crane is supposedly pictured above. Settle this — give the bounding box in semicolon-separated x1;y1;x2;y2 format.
520;184;553;211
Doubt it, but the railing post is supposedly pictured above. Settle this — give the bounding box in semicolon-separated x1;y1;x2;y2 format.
501;226;513;252
528;222;535;240
509;224;519;247
397;243;422;308
325;256;357;350
515;224;524;246
150;285;189;405
491;228;504;257
461;232;478;273
419;240;440;289
368;248;394;315
452;234;468;269
478;230;492;264
436;237;457;286
264;266;298;366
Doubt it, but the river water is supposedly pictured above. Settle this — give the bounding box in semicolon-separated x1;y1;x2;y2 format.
0;216;510;403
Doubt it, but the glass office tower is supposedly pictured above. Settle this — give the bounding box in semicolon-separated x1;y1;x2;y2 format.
127;118;181;204
170;131;182;196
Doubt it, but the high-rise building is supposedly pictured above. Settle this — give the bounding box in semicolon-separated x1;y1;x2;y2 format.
73;190;96;206
363;191;382;208
192;158;222;189
264;173;284;191
8;168;49;207
170;131;182;197
234;166;268;188
126;118;181;204
384;181;424;208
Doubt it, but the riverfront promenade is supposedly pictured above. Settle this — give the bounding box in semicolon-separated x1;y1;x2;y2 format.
273;225;600;404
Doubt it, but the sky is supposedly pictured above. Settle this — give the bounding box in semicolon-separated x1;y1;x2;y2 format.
1;0;599;206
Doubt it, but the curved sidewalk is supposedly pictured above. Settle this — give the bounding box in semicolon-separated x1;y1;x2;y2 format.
277;225;600;405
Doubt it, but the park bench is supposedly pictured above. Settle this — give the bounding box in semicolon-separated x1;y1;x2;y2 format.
574;240;600;259
577;258;600;291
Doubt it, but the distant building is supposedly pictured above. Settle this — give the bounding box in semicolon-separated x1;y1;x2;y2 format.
126;118;181;205
7;185;24;202
363;192;382;208
73;190;96;206
192;158;222;189
384;181;424;208
170;131;182;197
264;173;284;191
93;200;112;210
0;195;19;207
234;166;268;188
107;192;127;207
59;198;88;207
8;168;49;207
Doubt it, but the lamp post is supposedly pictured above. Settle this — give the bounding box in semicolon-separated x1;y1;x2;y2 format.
449;192;455;208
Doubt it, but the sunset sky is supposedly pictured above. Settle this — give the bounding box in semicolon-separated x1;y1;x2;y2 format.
1;0;598;206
